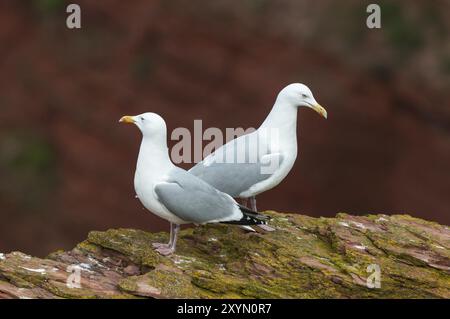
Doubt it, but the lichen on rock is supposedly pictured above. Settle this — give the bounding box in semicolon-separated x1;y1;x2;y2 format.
0;212;449;299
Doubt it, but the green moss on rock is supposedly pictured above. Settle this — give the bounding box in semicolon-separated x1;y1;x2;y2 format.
1;212;449;299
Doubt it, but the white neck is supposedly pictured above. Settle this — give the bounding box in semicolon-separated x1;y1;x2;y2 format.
136;132;173;176
259;98;299;145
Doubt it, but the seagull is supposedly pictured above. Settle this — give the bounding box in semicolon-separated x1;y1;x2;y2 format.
189;83;327;212
119;112;270;255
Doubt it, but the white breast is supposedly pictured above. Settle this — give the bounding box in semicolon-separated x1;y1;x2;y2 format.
240;150;297;197
239;124;298;197
134;170;187;224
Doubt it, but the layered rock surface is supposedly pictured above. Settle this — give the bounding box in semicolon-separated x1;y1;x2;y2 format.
1;212;449;299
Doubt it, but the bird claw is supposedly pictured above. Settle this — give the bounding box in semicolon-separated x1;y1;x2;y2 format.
155;246;175;256
152;242;169;249
258;224;276;232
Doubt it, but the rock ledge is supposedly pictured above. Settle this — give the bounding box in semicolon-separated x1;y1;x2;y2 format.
1;212;449;299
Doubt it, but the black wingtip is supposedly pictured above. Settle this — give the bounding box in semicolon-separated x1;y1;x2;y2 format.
221;205;271;226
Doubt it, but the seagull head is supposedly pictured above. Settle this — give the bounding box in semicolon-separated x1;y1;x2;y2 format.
119;112;167;137
277;83;327;119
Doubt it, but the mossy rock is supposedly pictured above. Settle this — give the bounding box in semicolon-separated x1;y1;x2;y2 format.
0;212;449;299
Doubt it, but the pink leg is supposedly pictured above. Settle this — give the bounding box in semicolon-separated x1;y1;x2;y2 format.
152;222;174;249
248;196;276;231
249;196;257;211
155;224;180;256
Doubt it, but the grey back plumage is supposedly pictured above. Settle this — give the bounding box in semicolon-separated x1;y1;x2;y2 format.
189;132;283;197
154;167;241;224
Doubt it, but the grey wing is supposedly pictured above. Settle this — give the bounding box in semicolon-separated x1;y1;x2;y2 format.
154;168;242;224
189;133;283;197
189;162;269;197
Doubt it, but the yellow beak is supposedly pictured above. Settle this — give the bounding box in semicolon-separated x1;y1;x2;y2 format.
311;104;327;119
119;115;135;124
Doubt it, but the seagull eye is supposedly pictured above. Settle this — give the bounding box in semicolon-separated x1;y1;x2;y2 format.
302;94;308;99
140;117;145;121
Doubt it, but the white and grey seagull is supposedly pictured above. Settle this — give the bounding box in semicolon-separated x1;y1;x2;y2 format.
119;112;270;255
189;83;327;212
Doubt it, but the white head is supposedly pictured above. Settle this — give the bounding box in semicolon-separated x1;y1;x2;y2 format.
119;112;167;139
276;83;327;119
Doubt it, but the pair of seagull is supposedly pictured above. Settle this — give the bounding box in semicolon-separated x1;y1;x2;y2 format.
120;83;327;255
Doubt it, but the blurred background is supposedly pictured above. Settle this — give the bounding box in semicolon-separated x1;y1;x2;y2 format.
1;0;449;256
